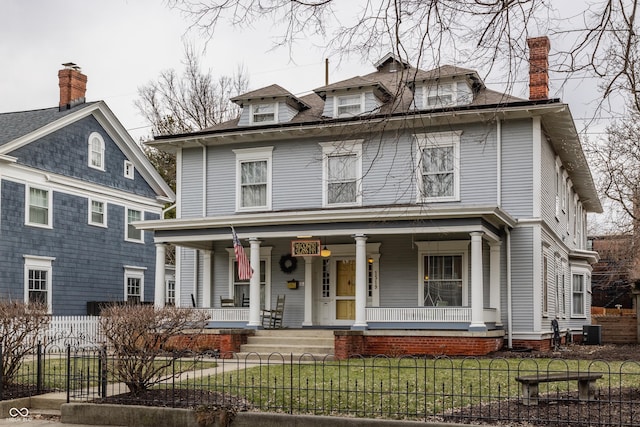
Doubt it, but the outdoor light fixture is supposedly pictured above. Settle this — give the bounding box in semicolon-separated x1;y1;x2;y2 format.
321;237;331;257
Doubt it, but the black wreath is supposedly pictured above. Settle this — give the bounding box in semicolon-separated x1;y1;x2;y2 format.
279;254;297;274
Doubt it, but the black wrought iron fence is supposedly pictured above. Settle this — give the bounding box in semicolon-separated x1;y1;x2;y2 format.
2;346;640;427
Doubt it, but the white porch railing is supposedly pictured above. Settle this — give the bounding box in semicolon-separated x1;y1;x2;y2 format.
366;307;498;323
197;308;249;322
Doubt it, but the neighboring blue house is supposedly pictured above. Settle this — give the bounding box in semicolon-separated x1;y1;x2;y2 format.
141;37;602;352
0;64;174;315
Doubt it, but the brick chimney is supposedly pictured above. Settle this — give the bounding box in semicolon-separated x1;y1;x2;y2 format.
527;36;550;100
58;62;87;110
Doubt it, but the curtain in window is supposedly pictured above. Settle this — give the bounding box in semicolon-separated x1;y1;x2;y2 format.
328;154;357;203
29;188;48;224
241;161;267;207
422;146;454;197
423;255;462;306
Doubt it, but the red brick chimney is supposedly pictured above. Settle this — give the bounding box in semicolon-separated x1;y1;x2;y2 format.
527;36;550;100
58;62;87;110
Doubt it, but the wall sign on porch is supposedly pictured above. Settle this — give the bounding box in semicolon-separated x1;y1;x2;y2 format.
291;240;321;257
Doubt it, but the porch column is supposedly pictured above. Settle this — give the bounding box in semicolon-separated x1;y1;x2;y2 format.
154;243;166;308
247;238;262;328
302;256;313;326
202;250;212;308
490;242;502;326
353;234;368;330
469;232;487;330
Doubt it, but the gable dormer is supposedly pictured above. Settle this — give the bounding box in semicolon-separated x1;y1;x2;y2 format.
373;52;411;73
314;76;392;118
231;84;310;127
408;65;484;110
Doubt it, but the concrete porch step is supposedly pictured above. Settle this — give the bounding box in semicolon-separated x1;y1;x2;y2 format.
238;329;335;360
241;343;334;355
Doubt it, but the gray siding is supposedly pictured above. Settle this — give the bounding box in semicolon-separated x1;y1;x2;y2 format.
9;116;156;198
0;180;157;315
180;148;204;218
378;235;419;307
501;119;534;217
179;248;196;307
510;226;535;331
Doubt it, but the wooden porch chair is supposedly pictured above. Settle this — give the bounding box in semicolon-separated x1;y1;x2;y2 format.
241;294;250;307
220;296;235;307
261;295;285;329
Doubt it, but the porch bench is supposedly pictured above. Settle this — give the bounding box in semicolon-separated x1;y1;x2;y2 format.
515;371;602;405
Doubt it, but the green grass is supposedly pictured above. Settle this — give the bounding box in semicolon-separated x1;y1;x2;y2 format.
176;357;640;419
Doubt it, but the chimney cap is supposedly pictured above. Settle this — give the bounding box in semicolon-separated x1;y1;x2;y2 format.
62;62;81;72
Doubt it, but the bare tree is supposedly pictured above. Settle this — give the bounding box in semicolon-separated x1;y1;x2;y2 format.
99;304;209;395
135;43;249;136
0;301;49;386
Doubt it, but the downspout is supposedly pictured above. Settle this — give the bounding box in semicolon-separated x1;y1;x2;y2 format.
505;225;513;349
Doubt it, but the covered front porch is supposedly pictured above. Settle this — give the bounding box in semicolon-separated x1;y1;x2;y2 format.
141;206;516;334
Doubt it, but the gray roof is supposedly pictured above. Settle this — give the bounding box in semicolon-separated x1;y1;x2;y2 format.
0;102;99;147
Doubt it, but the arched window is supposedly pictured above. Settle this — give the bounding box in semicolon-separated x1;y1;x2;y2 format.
88;132;105;170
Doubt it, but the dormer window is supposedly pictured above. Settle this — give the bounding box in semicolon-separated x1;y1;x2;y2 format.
250;103;277;124
335;94;364;117
423;81;472;109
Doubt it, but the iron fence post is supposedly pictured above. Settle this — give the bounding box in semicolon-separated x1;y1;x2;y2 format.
36;342;42;393
0;343;3;400
100;344;107;398
66;344;71;403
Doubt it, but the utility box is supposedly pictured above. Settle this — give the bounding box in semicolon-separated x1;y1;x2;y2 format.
582;325;602;345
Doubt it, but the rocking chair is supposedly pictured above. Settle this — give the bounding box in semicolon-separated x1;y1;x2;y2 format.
261;295;285;329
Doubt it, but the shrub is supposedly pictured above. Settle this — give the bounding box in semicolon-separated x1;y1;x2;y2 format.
99;304;209;394
0;301;50;385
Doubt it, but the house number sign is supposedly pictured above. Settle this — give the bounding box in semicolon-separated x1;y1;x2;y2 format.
291;240;321;256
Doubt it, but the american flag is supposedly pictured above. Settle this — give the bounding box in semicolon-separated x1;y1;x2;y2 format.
232;227;253;280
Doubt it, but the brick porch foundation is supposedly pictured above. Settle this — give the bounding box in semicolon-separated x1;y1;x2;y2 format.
334;330;505;359
165;329;253;358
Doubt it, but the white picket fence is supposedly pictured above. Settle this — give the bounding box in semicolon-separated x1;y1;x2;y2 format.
40;316;104;351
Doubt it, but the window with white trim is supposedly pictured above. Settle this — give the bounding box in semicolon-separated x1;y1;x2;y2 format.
335;94;364;117
571;272;587;317
250;103;277;124
88;132;105;170
125;208;143;242
416;241;468;307
165;279;175;306
89;199;107;227
124;160;134;179
124;267;145;303
416;131;461;202
26;186;52;228
321;141;362;206
423;81;472;109
226;247;272;308
234;147;273;211
24;255;54;313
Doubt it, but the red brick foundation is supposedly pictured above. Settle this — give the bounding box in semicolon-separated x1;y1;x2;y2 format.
334;331;504;359
165;329;253;358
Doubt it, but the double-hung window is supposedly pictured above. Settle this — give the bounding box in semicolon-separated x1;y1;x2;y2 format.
416;241;468;307
124;267;145;303
335;94;364;117
321;141;363;206
227;247;272;308
416;131;461;202
89;199;107;227
250;103;277;124
234;147;273;211
23;255;54;313
423;82;472;109
571;272;587;317
126;208;143;242
26;186;52;227
88;132;105;170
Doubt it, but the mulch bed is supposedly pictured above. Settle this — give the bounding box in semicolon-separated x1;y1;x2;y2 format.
95;388;253;411
0;383;52;400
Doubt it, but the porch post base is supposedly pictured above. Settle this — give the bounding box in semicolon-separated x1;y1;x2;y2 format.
246;322;261;330
350;324;368;331
301;321;313;327
468;323;488;332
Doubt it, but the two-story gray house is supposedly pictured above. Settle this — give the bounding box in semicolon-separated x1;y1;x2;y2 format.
0;64;174;315
141;37;601;354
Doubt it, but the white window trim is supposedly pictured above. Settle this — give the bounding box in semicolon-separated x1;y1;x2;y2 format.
415;131;462;203
124;160;135;179
421;81;471;109
23;255;55;314
125;207;144;243
320;140;363;207
249;102;278;125
415;241;469;307
334;93;366;118
124;266;146;302
570;267;590;318
25;184;53;229
225;246;272;308
88;132;105;171
233;147;273;212
88;198;108;227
